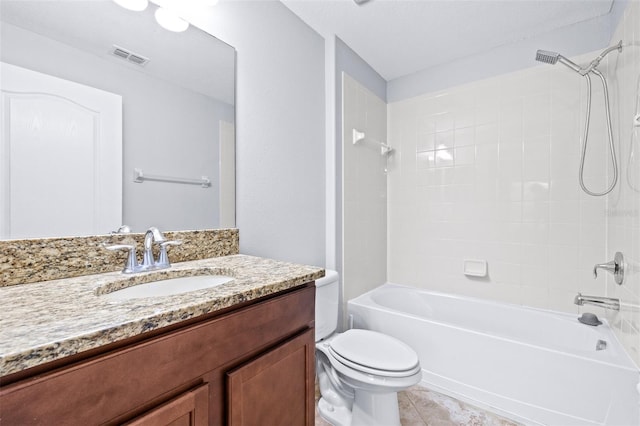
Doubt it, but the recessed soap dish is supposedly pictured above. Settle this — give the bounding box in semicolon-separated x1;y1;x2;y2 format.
463;259;487;277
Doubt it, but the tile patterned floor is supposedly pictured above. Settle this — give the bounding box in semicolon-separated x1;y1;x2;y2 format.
315;384;520;426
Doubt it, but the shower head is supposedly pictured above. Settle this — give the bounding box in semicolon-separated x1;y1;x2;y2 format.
535;50;560;65
535;49;582;73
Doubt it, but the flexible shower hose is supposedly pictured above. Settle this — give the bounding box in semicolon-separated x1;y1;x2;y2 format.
578;69;618;196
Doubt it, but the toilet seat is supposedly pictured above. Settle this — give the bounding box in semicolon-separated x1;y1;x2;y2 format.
327;329;420;378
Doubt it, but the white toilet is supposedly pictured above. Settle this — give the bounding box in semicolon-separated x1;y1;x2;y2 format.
315;270;422;426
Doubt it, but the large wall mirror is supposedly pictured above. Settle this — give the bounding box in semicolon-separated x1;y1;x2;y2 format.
0;0;235;239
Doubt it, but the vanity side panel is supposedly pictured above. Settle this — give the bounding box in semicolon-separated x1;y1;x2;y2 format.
0;284;314;425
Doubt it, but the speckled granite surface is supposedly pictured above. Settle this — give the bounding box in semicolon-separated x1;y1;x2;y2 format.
0;228;239;287
0;254;323;377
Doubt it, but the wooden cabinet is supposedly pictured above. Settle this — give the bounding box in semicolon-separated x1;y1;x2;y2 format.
227;330;315;425
0;283;315;425
125;384;209;426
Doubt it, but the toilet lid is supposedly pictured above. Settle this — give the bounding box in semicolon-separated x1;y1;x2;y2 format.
328;329;419;373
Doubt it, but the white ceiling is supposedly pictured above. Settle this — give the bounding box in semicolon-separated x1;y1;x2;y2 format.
0;0;235;104
282;0;615;81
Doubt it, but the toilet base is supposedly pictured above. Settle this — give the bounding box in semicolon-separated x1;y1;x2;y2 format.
318;390;401;426
318;397;352;426
351;390;400;426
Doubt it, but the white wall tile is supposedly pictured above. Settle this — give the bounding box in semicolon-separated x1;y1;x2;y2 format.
454;146;475;166
454;127;475;147
435;130;455;150
343;73;387;309
549;178;579;201
417;133;436;152
455;108;475;129
435;112;454;132
522;181;549;201
476;143;499;165
549;200;580;223
476;123;499;145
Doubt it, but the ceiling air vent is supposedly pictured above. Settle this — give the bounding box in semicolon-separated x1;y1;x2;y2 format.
110;45;150;66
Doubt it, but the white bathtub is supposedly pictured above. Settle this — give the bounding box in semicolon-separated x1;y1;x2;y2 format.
347;284;640;426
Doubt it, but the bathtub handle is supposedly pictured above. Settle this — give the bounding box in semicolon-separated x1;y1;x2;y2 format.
592;252;624;285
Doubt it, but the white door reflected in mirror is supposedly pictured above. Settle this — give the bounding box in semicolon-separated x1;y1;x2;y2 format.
0;62;122;239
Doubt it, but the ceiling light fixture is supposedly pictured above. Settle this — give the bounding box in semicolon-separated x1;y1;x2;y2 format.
113;0;149;12
154;7;189;32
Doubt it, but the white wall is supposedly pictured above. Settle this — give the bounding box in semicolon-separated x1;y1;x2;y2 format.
342;72;387;321
387;0;640;366
186;2;326;266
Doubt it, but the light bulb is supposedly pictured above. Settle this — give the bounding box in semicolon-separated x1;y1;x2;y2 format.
113;0;149;12
154;7;189;32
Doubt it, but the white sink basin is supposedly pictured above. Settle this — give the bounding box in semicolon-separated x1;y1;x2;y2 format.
102;275;234;301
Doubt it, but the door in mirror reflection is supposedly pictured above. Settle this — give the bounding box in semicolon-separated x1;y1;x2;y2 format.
0;62;122;239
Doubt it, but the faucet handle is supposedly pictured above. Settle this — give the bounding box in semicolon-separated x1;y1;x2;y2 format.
110;225;131;235
593;252;625;285
103;243;139;274
592;261;616;278
157;240;182;268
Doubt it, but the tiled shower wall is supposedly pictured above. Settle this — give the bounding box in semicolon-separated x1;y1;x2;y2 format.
342;73;387;319
388;2;639;365
605;1;640;364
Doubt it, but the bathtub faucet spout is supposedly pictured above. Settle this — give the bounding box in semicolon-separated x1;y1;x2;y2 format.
574;293;620;311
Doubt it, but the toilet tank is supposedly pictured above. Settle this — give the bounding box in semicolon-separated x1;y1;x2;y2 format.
315;270;339;342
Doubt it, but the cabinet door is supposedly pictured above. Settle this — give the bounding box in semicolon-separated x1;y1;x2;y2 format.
125;384;208;426
227;329;315;426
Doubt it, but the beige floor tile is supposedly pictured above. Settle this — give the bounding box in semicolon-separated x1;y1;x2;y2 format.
399;390;427;425
316;383;520;426
405;386;520;426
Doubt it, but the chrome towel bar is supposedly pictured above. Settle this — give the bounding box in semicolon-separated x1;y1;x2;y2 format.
133;168;211;188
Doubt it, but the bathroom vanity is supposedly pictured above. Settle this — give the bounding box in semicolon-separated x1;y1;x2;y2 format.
0;255;322;425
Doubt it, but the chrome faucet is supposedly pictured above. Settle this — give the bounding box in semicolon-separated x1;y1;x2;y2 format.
104;226;181;274
574;293;620;311
141;226;166;269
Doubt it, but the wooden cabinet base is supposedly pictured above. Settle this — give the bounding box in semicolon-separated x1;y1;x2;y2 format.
0;284;315;425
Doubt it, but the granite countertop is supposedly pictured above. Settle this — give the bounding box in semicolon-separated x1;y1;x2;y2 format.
0;254;324;377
